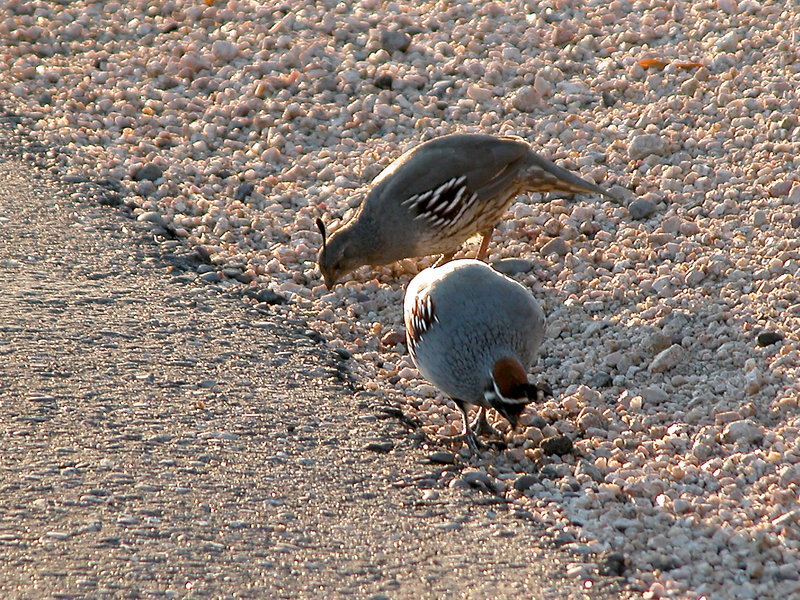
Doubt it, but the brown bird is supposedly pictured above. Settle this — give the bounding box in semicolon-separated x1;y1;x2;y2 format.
317;133;615;288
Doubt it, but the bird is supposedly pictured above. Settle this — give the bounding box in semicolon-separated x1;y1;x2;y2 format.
403;259;549;453
317;132;615;288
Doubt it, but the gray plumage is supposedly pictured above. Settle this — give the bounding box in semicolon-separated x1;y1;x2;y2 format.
318;133;615;287
404;260;547;451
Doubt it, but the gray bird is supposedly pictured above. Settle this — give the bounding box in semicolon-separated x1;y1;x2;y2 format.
403;259;549;453
318;133;615;288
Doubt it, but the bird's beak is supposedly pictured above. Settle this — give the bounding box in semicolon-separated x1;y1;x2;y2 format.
497;405;520;429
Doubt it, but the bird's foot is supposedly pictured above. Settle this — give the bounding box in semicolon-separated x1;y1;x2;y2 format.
439;432;506;455
470;410;505;439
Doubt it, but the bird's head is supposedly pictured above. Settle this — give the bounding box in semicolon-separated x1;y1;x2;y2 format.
316;218;365;289
484;357;551;428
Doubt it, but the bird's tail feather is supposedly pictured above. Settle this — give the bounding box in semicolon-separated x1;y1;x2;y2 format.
524;151;616;200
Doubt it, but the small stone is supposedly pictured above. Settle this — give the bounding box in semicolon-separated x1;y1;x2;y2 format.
540;435;573;456
212;40;240;62
628;198;657;220
648;233;674;246
602;90;617;107
462;470;495;490
575;460;604;483
132;163;163;181
769;181;793;197
629;134;669;161
788;183;800;205
510;86;542;112
234;183;255;201
577;410;604;432
492;258;536;275
756;331;783;346
199;271;222;283
686;268;706;286
422;489;439;501
551;24;575;46
589;371;613;388
640;386;669;404
513;474;540;491
599;552;626;576
716;30;740;53
721;419;764;445
364;441;394;453
333;348;352;360
680;78;699;96
745;368;762;395
428;451;456;464
374;73;394;89
641;332;672;353
680;221;701;236
244;288;287;305
466;85;493;102
649;344;684;373
381;330;406;347
380;29;412;53
780;465;800;487
540;237;569;256
692;442;714;460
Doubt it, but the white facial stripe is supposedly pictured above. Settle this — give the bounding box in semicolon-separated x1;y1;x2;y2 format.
484;377;529;406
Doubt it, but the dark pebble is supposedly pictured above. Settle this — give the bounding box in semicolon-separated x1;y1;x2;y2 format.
428;451;456;465
97;192;122;206
333;348;352;360
234;183;255;201
540;435;573;456
462;471;494;489
430;79;455;98
64;175;89;184
244;288;287;305
380;29;412;53
96;178;122;191
792;214;800;229
314;77;338;93
132;163;163;182
628;198;657;220
598;552;627;576
590;371;614;388
513;474;540;492
364;441;394;453
757;331;783;346
374;73;394;89
306;330;325;343
602;90;617;107
539;466;560;479
526;415;548;430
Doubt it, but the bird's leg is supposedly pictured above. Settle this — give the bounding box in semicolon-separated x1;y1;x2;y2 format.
433;251;456;267
438;399;485;454
470;406;503;439
476;228;494;261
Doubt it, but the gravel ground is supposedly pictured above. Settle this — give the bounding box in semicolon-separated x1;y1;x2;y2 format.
2;1;800;599
0;148;632;599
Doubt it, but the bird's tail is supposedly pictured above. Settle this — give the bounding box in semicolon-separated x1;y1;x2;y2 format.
523;150;617;201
